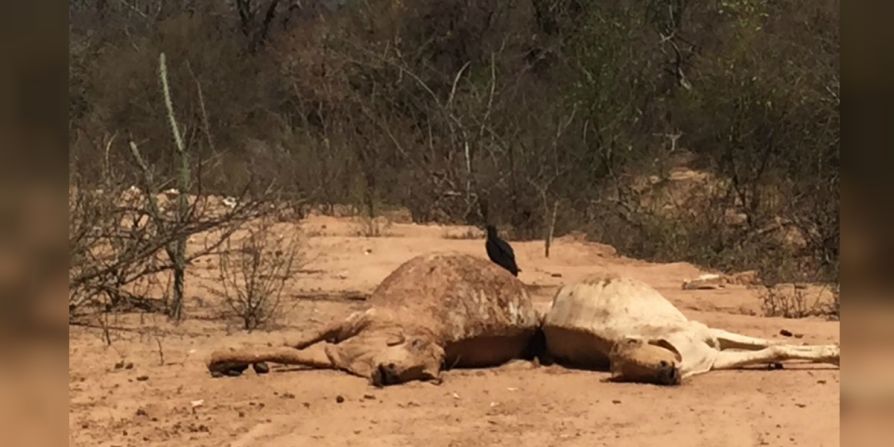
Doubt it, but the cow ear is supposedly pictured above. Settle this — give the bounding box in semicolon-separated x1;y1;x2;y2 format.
649;339;682;362
385;333;405;346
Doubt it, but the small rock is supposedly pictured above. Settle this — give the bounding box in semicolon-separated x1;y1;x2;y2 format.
550;273;562;278
114;360;125;369
190;399;204;409
238;411;245;418
451;392;460;399
303;402;310;408
779;329;793;337
363;394;375;400
336;395;345;403
817;380;827;385
225;365;248;376
506;387;519;392
612;399;621;404
281;392;295;399
135;408;148;417
124;362;133;369
795;403;806;408
136;375;149;381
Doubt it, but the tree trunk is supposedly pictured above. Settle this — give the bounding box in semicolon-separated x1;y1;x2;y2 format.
545;199;559;258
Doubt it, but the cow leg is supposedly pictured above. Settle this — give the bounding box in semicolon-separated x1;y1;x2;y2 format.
709;328;778;351
283;310;372;349
208;343;335;377
711;343;840;370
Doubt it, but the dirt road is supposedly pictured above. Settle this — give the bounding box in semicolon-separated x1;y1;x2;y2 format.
69;216;839;446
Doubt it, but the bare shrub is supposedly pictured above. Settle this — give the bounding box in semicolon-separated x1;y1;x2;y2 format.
759;284;839;320
68;162;266;320
68;51;270;322
213;217;304;331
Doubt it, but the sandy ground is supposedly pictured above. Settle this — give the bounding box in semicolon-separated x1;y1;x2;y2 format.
69;215;840;446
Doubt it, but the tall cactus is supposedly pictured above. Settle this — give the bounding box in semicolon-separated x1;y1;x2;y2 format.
159;52;190;321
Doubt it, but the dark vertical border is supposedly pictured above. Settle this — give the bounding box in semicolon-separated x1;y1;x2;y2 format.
841;0;894;445
0;0;69;446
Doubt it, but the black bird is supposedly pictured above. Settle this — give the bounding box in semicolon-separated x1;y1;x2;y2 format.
485;225;520;276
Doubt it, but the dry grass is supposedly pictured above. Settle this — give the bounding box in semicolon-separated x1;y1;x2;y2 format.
352;215;393;238
442;227;484;240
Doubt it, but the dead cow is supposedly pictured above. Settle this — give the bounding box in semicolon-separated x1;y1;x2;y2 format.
207;252;541;386
542;274;840;385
